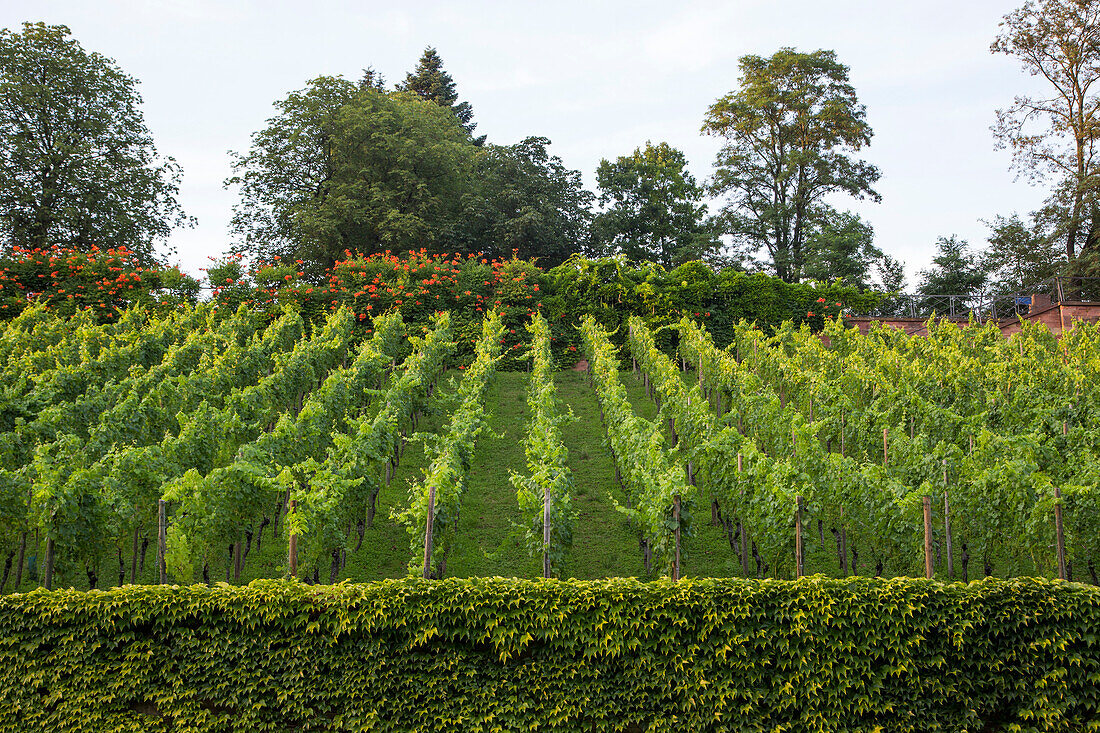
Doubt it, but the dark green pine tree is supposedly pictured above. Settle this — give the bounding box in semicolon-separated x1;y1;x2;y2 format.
397;47;485;144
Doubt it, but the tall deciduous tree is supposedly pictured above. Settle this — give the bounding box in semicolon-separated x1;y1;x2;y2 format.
398;47;484;144
800;208;885;289
592;141;716;268
918;235;988;298
992;0;1100;262
448;136;592;266
982;213;1064;294
0;22;188;263
226;77;476;271
703;48;880;283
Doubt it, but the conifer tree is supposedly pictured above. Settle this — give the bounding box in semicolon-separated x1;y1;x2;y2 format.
398;47;484;144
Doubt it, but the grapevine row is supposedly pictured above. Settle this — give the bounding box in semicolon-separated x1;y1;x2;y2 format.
511;312;576;577
582;316;690;578
395;310;504;578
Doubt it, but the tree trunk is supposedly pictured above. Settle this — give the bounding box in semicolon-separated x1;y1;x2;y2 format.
672;495;681;582
543;481;552;579
0;550;13;594
329;549;340;584
157;499;167;585
422;485;435;580
354;517;366;552
14;532;26;589
130;525;140;584
257;516;270;549
288;500;298;578
43;537;55;590
366;491;377;529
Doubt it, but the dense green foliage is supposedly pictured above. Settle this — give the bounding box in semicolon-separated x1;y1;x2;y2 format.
396;46;482;143
0;577;1097;732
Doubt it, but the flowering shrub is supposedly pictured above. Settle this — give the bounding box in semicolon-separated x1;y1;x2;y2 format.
0;245;200;320
204;249;548;367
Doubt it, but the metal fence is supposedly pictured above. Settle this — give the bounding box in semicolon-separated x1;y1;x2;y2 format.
853;277;1100;320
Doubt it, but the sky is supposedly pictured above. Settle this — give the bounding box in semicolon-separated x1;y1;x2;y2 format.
2;1;1056;287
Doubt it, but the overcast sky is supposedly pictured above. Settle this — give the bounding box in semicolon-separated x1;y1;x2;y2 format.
3;1;1055;286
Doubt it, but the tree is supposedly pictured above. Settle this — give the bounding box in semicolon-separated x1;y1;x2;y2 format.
703;48;880;282
226;77;476;271
0;22;188;263
591;141;717;268
918;235;988;298
447;137;592;266
398;47;484;145
877;255;907;292
800;208;884;288
992;0;1100;261
981;213;1064;293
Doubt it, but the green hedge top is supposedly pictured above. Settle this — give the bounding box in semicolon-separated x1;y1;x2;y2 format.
1;577;1097;732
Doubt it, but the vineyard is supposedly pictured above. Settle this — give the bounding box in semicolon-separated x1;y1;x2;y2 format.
0;301;1097;592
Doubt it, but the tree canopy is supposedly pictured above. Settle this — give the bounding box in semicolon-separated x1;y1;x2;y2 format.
918;235;988;298
0;22;188;263
800;209;885;289
592;141;716;268
226;77;477;271
981;213;1064;294
448;136;592;266
703;48;880;283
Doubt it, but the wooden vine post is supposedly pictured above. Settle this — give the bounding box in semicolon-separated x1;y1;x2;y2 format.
288;499;298;578
839;505;848;577
1054;486;1067;581
738;453;749;577
542;483;551;579
1053;421;1068;580
943;459;953;579
157;499;167;585
672;494;682;582
43;536;55;590
129;526;140;584
923;495;933;579
422;485;436;580
795;495;804;578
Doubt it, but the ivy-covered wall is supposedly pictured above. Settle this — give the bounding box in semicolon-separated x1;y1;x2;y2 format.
0;577;1096;732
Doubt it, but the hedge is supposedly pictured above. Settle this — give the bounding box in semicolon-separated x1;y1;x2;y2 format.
0;577;1097;732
